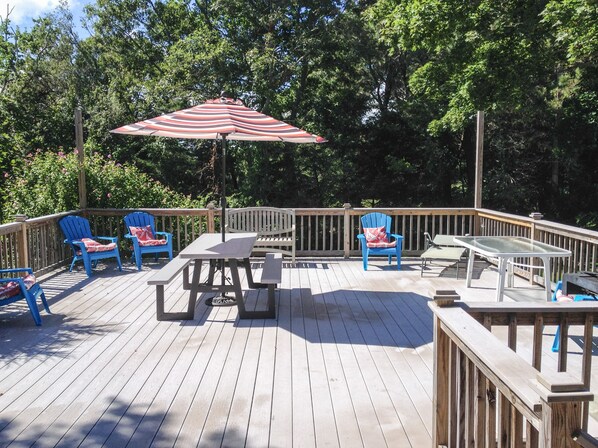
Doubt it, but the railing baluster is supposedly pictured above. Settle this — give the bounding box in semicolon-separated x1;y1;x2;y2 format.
465;358;475;446
474;367;486;447
532;314;543;371
508;314;517;351
558;315;569;372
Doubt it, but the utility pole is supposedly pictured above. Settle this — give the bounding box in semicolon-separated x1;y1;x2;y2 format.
75;107;87;210
474;111;484;235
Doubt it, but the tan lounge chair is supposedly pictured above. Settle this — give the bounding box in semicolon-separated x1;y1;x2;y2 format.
420;232;467;278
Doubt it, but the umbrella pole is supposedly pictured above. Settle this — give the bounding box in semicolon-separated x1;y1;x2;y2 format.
221;135;227;243
208;135;236;307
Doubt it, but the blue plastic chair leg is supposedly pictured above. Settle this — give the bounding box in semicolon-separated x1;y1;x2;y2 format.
133;248;142;271
552;326;561;352
69;258;77;272
40;292;50;313
23;294;42;326
83;260;93;277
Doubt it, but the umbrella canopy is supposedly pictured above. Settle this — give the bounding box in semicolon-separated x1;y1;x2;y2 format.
111;96;326;242
111;97;327;143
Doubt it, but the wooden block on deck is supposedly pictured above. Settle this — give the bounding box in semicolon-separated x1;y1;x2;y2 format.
432;290;461;306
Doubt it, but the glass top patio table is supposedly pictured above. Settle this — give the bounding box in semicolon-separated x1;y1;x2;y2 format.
452;236;572;258
453;236;572;302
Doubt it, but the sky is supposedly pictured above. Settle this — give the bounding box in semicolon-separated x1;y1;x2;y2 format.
0;0;89;34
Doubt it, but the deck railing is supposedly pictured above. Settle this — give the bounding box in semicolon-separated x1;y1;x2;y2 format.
431;293;598;447
1;206;597;283
478;209;598;282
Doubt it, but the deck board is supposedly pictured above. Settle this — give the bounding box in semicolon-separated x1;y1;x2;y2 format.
1;257;597;447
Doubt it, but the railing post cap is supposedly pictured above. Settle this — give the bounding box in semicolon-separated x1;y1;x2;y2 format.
529;212;543;220
343;203;352;209
13;214;28;222
534;371;594;403
536;371;586;394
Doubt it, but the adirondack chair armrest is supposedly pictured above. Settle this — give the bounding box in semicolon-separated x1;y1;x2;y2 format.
125;234;141;249
70;240;89;254
357;234;366;240
389;233;403;241
0;267;33;276
96;236;118;243
153;231;172;241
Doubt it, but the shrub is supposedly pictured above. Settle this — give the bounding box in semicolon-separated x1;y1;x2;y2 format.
2;148;203;221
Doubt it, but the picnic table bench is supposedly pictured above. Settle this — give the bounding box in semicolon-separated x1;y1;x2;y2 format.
147;255;193;320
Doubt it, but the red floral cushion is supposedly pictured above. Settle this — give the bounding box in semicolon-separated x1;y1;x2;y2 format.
363;226;398;248
555;289;574;302
129;225;154;241
138;238;168;247
129;225;167;247
0;274;37;300
79;238;117;254
367;240;397;248
364;226;389;243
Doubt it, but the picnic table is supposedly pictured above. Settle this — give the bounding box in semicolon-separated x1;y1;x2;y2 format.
148;233;281;320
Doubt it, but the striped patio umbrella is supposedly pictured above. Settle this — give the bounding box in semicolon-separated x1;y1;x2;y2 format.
111;96;326;242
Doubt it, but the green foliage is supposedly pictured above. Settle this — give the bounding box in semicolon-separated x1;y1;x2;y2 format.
0;0;597;229
2;148;201;221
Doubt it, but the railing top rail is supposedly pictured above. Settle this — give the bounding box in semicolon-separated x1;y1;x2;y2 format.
460;301;598;326
26;210;78;225
476;208;534;227
431;301;596;426
431;302;544;422
535;219;598;243
1;211;77;235
0;222;22;235
348;207;476;216
85;207;212;216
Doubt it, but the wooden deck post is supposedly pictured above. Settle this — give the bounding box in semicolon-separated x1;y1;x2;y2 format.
207;202;216;233
536;371;593;448
343;203;352;258
432;290;460;447
14;214;29;268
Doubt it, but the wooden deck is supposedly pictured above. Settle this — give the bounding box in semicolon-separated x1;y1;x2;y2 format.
0;257;596;447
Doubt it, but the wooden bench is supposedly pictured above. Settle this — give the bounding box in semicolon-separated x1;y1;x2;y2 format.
147;256;193;320
420;233;467;278
226;207;296;263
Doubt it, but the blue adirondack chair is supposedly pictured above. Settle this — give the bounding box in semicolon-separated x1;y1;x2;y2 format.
357;212;404;270
0;268;50;325
124;212;173;270
551;280;597;352
59;215;122;277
